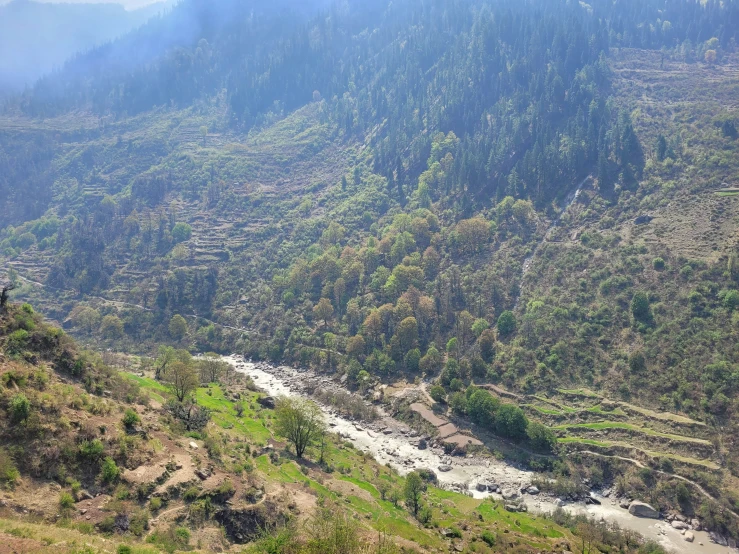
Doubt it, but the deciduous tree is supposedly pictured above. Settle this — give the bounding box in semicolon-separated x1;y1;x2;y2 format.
275;397;326;459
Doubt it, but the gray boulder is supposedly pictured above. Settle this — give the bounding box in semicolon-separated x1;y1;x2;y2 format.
258;396;276;409
628;501;659;519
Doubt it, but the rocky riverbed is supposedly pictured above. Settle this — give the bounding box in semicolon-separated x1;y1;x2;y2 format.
225;355;737;554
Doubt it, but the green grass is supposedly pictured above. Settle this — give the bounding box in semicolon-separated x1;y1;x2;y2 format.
552;421;710;444
586;405;627;416
557;437;719;469
556;388;601;399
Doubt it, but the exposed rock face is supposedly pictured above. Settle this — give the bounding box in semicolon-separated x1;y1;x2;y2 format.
215;501;289;544
709;532;728;546
628;501;659;519
502;489;519;500
257;396;276;409
505;503;527;513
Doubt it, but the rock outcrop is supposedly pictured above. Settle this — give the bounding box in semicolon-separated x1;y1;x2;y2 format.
215;501;289;544
628;501;659;519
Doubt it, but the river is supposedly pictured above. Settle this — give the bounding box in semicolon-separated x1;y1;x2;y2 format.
225;355;736;554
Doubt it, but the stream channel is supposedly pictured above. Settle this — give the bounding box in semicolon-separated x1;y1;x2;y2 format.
224;355;736;554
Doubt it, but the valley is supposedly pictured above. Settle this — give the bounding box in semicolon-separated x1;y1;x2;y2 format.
1;0;739;551
224;355;735;554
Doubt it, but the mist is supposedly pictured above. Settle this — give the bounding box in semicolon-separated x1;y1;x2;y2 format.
0;0;174;94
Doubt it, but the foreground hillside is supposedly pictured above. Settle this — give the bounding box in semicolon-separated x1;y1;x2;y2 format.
3;301;675;554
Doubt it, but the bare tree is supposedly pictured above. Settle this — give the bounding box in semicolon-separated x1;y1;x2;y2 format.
0;283;16;311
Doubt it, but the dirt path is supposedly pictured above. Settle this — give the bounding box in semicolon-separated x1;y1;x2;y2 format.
579;450;739;521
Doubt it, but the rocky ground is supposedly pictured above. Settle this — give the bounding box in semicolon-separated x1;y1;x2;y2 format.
226;356;739;554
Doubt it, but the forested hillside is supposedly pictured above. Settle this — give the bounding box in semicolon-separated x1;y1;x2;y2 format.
2;0;739;545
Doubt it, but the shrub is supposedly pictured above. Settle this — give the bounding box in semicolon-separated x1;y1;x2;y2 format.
481;530;497;546
495;404;529;440
652;257;665;270
234;402;245;417
0;450;19;485
9;393;31;422
723;290;739;310
631;291;652;322
59;492;75;512
122;409;140;428
117;546;133;554
183;486;200;501
6;330;29;355
79;439;105;459
150;497;163;511
101;457;120;483
527;422;557;452
429;385;446;403
497;311;516;336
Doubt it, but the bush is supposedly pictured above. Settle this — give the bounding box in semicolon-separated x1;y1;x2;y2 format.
527;422;557;452
495;404;528;440
183;486;200;501
497;311;516;336
723;290;739;310
631;291;652;322
150;497;163;511
429;385;446;403
171;223;192;244
481;530;497;546
652;257;665;270
59;492;75;512
0;450;19;485
79;439;105;459
122;409;140;429
9;393;31;422
101;457;120;483
117;546;132;554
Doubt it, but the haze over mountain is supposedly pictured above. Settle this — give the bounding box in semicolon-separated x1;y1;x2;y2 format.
0;0;174;94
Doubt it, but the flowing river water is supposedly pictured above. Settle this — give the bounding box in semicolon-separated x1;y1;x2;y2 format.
224;355;736;554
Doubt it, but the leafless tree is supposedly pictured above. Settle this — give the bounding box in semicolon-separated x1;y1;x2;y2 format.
0;283;16;311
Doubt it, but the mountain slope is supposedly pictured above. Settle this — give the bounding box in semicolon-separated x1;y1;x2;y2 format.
0;300;662;554
1;0;739;545
0;0;172;94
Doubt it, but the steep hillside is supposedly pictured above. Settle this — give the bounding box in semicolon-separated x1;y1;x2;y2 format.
0;300;675;554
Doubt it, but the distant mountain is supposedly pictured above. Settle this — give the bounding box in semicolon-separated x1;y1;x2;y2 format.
0;0;173;93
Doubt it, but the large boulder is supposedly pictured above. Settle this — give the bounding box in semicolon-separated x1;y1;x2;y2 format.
628;501;659;519
671;520;689;530
502;489;520;500
684;531;695;543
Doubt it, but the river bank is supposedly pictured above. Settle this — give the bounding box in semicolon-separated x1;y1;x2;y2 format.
225;355;737;554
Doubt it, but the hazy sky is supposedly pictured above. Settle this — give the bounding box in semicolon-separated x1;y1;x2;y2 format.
0;0;161;9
